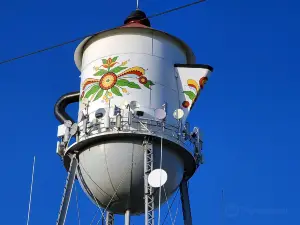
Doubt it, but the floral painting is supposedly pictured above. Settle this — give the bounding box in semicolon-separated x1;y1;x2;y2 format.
182;77;208;109
80;56;154;103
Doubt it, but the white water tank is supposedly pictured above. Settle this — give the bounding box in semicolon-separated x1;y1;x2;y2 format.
68;10;212;214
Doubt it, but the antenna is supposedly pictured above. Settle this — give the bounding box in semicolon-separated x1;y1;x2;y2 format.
136;0;139;9
221;189;225;225
155;108;167;120
148;169;168;188
26;156;36;225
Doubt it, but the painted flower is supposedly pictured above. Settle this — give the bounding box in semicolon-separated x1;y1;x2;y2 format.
187;79;199;92
102;57;118;69
138;76;148;84
182;101;190;108
182;79;199;109
99;72;118;90
182;76;208;110
199;77;208;89
80;56;155;103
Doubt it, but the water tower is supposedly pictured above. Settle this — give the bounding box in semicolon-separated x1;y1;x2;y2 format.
54;9;213;225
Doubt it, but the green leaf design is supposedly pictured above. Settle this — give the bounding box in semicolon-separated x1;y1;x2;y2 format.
127;82;141;89
94;69;107;76
143;80;155;89
116;79;141;89
116;79;129;86
102;59;107;64
111;86;122;96
110;66;127;74
93;89;104;101
85;85;100;98
112;56;118;62
183;91;196;100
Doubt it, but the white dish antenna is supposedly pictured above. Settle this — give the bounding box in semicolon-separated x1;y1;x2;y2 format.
95;108;106;119
155;108;167;120
130;101;140;111
70;123;78;136
173;109;184;120
78;111;84;122
82;98;89;105
121;100;129;110
64;120;72;128
148;169;168;188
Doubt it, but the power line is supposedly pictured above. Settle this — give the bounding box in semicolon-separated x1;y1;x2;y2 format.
0;0;205;66
161;189;180;225
74;184;81;225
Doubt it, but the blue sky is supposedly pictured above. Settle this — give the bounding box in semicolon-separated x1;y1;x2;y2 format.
0;0;299;224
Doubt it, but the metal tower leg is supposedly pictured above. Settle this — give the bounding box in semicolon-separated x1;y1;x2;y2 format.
105;211;114;225
143;138;154;225
56;154;78;225
180;178;193;225
125;210;130;225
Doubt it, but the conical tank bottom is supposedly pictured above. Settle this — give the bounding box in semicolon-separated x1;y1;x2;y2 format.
76;135;185;215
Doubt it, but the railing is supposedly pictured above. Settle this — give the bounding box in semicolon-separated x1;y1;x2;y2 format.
73;114;196;154
57;110;203;167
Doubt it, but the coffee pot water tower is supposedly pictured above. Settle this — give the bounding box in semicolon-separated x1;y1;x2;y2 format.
54;9;213;225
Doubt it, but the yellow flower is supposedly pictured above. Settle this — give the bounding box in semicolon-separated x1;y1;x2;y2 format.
121;61;128;66
122;88;128;93
102;58;117;69
93;66;100;71
107;92;113;97
187;79;199;92
103;95;109;103
99;72;117;90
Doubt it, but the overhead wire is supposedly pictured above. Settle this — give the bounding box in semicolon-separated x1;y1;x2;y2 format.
78;162;107;224
172;197;181;225
95;158;139;225
161;189;180;225
77;156;140;225
163;186;174;224
89;209;99;225
0;0;206;66
74;183;81;225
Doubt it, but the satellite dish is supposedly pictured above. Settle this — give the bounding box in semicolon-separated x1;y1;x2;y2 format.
121;100;129;110
95;108;106;119
82;98;89;105
130;101;140;111
70;123;78;136
173;109;184;120
148;169;168;188
155;108;167;120
64;120;72;128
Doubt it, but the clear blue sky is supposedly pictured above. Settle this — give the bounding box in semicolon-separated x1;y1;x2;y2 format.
0;0;298;224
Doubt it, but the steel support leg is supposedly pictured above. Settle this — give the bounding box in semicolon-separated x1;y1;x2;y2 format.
143;138;154;225
105;211;114;225
180;178;193;225
56;155;78;225
125;210;130;225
